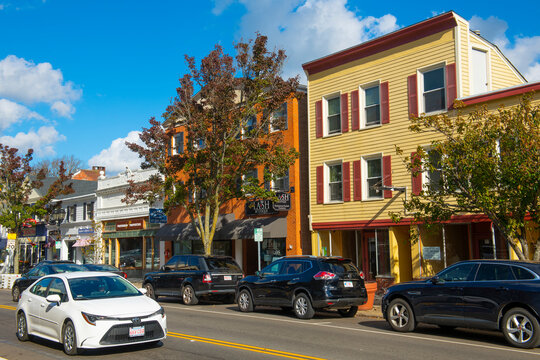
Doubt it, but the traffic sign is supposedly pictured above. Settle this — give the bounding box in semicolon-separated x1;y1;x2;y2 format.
254;227;263;242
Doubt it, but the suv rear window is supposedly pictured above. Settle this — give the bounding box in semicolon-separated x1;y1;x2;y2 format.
320;259;358;274
206;258;241;272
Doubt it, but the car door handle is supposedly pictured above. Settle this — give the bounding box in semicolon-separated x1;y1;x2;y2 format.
292;278;299;281
271;280;277;283
498;287;509;291
40;303;46;308
27;298;32;303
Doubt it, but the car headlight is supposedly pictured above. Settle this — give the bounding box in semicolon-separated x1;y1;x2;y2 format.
151;306;165;318
81;312;113;325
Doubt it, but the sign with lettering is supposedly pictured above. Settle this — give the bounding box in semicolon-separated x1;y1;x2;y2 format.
116;219;144;231
78;226;94;234
422;246;441;261
20;227;36;237
246;200;277;216
254;228;263;242
272;192;291;211
149;208;167;224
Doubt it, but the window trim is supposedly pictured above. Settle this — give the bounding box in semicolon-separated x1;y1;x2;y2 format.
323;93;342;137
422;147;443;191
172;132;184;155
469;44;492;95
418;62;447;115
269;168;290;192
362;154;383;201
359;80;381;129
270;103;288;132
325;160;343;203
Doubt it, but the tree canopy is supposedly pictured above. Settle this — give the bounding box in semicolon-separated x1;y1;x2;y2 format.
126;34;300;254
392;94;540;261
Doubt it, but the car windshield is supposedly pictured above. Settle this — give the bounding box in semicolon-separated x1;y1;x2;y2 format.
206;258;242;272
321;259;359;274
50;264;86;273
68;276;141;300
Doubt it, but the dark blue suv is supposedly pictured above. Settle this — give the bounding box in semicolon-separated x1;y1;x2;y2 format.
236;256;367;319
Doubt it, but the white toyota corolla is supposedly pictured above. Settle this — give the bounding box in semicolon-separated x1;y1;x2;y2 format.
15;271;167;355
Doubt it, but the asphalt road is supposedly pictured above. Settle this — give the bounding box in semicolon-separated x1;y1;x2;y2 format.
1;289;540;359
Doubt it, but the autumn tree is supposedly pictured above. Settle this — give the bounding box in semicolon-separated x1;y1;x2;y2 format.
0;145;73;273
392;94;540;260
126;34;299;255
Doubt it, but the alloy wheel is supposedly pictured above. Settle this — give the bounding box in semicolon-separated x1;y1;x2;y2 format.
390;303;409;328
506;313;534;344
64;324;75;353
295;297;308;316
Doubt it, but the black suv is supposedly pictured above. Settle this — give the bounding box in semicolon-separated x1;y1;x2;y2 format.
236;256;367;319
143;254;243;305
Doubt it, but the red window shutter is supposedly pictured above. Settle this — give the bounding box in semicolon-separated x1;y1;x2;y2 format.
351;90;359;131
381;82;390;124
383;155;392;198
411;152;422;195
315;100;323;138
316;165;324;204
407;74;418;118
353;160;362;201
446;63;457;109
343;162;351;202
341;93;349;133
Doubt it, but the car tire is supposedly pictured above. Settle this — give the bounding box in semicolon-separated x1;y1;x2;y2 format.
237;289;254;312
338;306;358;318
12;286;20;302
145;283;158;300
502;307;540;349
62;320;80;355
293;293;315;319
387;298;416;332
16;311;29;341
182;285;199;305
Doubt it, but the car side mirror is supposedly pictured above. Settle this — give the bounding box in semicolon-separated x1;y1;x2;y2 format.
46;294;61;304
430;276;443;285
255;271;261;277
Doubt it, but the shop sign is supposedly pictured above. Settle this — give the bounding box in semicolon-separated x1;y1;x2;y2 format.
104;223;116;232
422;246;441;261
272;192;291;211
48;230;60;236
246;200;277;216
20;227;36;237
116;219;144;231
149;208;167;224
78;226;94;234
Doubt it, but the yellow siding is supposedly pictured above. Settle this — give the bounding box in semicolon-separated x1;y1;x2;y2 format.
457;18;470;97
308;29;456;224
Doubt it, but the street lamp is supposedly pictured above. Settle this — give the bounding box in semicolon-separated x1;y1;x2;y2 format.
49;207;66;226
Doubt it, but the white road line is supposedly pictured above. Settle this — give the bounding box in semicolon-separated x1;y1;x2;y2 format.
162;304;540;357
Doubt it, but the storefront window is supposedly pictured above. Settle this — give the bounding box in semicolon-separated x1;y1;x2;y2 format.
145;237;160;270
119;238;142;269
260;238;285;268
366;229;390;279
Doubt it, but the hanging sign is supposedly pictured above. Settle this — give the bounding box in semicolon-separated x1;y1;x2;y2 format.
272;192;291;211
246;200;277;216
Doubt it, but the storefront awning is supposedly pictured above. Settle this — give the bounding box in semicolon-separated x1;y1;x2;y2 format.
156;217;287;241
73;239;91;247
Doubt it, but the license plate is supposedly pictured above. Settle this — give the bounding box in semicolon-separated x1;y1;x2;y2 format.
224;275;232;281
129;326;145;337
343;281;353;288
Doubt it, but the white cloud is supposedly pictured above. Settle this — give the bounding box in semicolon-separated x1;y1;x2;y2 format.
0;98;44;130
88;131;144;175
211;0;234;15
0;126;66;157
51;101;75;118
469;16;540;81
219;0;399;81
0;55;82;116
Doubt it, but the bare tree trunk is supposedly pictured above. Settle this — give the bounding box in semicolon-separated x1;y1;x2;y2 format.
13;238;20;274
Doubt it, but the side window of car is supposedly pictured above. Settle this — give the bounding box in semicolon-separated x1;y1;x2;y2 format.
30;278;53;297
37;267;50;277
26;267;39;277
475;264;515;281
47;278;68;302
438;263;476;282
177;256;188;270
262;262;282;276
512;266;537;280
188;257;200;270
165;256;178;269
282;261;304;275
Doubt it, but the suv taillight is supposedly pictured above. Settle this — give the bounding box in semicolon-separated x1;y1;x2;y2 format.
122;272;128;279
203;273;212;283
313;271;336;280
359;270;365;280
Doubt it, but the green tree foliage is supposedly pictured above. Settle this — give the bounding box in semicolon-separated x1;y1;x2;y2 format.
126;34;300;255
0;145;73;273
393;94;540;260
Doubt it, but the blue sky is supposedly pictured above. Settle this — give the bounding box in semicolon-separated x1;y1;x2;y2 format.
1;0;539;174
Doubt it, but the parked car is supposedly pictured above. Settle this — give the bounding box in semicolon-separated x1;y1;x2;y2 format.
236;256;367;319
83;264;127;278
143;254;243;305
382;259;540;349
15;272;166;355
12;261;85;302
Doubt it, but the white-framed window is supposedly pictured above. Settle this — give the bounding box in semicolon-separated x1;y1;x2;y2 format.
69;204;77;222
325;161;343;202
270;103;288;132
324;94;341;135
419;64;446;114
360;82;381;127
173;132;184;155
422;148;443;191
362;155;383;200
241;168;258;195
273;168;289;192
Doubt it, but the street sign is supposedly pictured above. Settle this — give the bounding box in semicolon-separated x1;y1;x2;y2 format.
254;227;263;242
149;208;168;224
7;239;15;251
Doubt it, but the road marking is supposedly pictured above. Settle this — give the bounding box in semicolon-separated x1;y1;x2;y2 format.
167;331;326;360
0;305;16;311
162;304;540;356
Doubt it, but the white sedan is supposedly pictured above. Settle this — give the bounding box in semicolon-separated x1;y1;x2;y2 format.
15;271;167;355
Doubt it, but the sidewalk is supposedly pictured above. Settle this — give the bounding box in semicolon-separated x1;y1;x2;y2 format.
356;305;383;319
